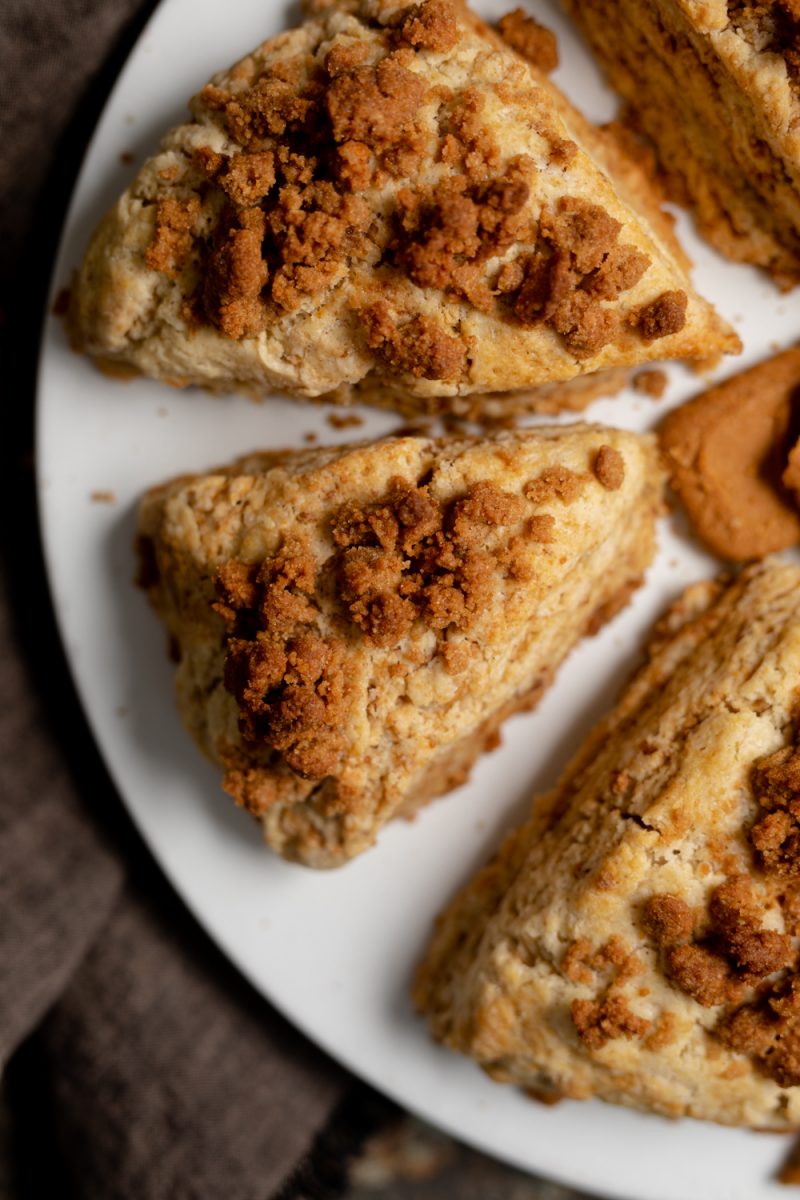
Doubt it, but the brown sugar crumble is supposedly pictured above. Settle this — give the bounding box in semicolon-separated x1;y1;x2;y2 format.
751;737;800;875
652;875;794;1010
145;195;200;278
593;445;625;491
643;726;800;1086
359;301;467;381
509;197;652;358
563;935;643;987
331;475;526;647
571;993;650;1050
215;547;348;782
395;161;534;313
212;465;560;787
641;893;694;947
497;9;559;73
203;208;269;339
395;0;460;53
635;289;687;342
524;464;586;505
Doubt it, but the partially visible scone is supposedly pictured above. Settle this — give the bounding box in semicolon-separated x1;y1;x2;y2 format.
416;561;800;1128
660;347;800;561
137;425;663;867
561;0;800;286
70;0;738;415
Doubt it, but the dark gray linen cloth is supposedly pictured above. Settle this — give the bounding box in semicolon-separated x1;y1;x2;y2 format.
0;3;590;1198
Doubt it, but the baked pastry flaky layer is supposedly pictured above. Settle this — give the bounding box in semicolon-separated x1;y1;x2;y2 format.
138;426;663;867
416;561;800;1128
70;0;737;416
561;0;800;286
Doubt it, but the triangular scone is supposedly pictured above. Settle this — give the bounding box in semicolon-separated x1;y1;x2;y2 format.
71;0;738;415
137;426;663;867
416;562;800;1128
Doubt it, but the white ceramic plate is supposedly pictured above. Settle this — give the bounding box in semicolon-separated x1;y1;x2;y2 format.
37;2;800;1196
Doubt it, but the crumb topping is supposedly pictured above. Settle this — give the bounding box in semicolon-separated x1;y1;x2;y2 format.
524;464;586;504
145;195;200;278
395;0;460;53
359;300;468;380
203;207;269;338
214;547;348;781
633;721;800;1086
717;975;800;1087
563;935;643;986
509;197;651;358
751;738;800;874
326;52;427;166
497;9;559;73
635;289;687;341
211;463;563;781
647;876;794;1010
641;893;694;947
395;160;534;311
437;86;503;182
195;146;276;205
330;474;527;647
593;444;625;490
571;993;650;1050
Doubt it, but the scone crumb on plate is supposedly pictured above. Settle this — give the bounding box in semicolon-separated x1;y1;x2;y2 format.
632;368;668;399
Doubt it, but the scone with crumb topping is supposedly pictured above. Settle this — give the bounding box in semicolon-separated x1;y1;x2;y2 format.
70;0;738;417
137;425;663;866
416;561;800;1127
561;0;800;286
